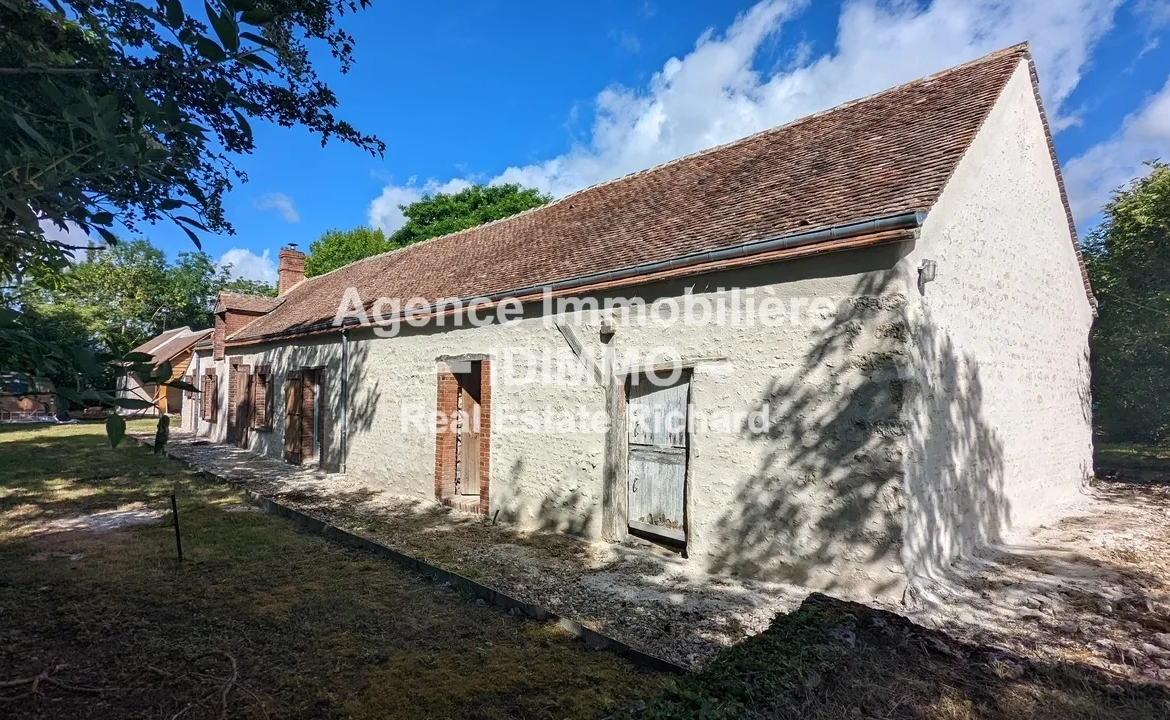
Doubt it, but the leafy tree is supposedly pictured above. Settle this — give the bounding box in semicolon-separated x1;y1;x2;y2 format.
389;183;551;246
303;184;551;276
221;276;277;297
1;0;376;446
1;0;382;283
1084;163;1170;443
304;226;392;277
12;237;275;407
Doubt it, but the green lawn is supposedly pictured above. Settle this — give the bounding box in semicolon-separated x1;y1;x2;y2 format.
0;422;668;719
1096;441;1170;472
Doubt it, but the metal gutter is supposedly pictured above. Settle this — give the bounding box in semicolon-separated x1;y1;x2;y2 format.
233;210;925;343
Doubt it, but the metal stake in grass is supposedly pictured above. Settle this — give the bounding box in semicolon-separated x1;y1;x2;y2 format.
171;493;183;562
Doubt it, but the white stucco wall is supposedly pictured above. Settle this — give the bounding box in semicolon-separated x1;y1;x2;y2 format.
899;59;1095;582
180;61;1093;597
197;245;915;594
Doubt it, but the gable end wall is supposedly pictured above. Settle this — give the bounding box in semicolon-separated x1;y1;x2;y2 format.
899;59;1095;583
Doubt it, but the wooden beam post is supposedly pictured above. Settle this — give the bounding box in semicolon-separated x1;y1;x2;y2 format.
600;334;627;542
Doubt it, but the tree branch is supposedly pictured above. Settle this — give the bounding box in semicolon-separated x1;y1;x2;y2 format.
0;51;266;77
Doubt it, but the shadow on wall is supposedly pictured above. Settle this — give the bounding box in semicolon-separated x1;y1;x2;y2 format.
707;270;1009;595
493;457;595;538
340;335;380;471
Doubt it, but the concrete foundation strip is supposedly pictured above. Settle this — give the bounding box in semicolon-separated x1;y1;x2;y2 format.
131;436;687;675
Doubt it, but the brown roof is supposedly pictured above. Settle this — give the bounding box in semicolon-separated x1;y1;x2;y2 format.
130;327;212;364
215;292;280;314
130;327;186;357
230;44;1084;345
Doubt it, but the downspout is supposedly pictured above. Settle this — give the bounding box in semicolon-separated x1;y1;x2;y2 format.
340;328;349;474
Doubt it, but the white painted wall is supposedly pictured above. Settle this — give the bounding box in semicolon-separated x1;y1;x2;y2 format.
192;246;915;594
899;59;1095;583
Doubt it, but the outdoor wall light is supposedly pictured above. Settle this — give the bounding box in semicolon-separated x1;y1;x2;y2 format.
600;317;616;339
918;259;937;294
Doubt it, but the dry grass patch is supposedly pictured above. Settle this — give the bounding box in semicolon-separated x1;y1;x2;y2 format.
620;593;1170;719
0;423;669;719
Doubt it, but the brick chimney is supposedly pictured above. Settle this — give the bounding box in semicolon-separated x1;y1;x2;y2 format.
278;245;306;295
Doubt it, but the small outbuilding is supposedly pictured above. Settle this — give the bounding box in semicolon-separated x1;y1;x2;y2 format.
117;327;212;416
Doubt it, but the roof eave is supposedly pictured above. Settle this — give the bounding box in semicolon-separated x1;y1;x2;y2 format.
226;210;924;348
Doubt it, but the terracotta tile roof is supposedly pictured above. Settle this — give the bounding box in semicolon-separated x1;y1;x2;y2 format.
130;327;212;364
231;44;1064;344
215;292;280;314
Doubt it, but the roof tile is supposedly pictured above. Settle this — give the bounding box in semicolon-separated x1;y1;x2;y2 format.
233;45;1034;343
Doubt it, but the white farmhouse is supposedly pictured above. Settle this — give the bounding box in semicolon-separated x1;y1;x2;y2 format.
175;44;1095;595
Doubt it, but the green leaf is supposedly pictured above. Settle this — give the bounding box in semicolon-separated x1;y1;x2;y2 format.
123;351;154;362
206;1;240;53
163;0;184;29
175;215;209;231
239;31;276;50
95;226;118;246
178;224;203;249
12;114;51;151
166;379;199;393
195;37;227;63
106;414;127;448
232;109;252;140
155;359;174;383
239;52;274;72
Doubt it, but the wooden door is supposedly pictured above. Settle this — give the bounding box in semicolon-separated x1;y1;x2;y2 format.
235;365;252;449
456;366;481;496
284;370;303;464
627;372;689;543
300;368;318;464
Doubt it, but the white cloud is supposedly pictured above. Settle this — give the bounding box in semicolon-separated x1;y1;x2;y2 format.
218;248;277;284
1135;0;1170;28
368;0;1124;220
254;192;301;223
367;178;473;235
1063;75;1170;224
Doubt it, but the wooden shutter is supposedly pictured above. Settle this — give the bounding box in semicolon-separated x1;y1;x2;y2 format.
201;372;218;421
252;367;271;430
284;371;303;463
300;369;316;462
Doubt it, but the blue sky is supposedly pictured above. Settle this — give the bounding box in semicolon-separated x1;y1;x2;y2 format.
133;0;1170;283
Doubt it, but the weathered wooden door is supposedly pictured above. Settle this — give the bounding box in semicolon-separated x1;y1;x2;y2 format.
300;368;319;464
627;372;689;543
284;370;303;464
456;365;482;496
234;365;252;449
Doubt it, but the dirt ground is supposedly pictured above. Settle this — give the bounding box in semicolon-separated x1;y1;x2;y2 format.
0;423;669;719
147;430;1170;689
904;449;1170;687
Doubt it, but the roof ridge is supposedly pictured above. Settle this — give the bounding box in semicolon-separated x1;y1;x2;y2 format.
544;44;1032;203
218;290;276;299
284;43;1031;291
230;43;1037;344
